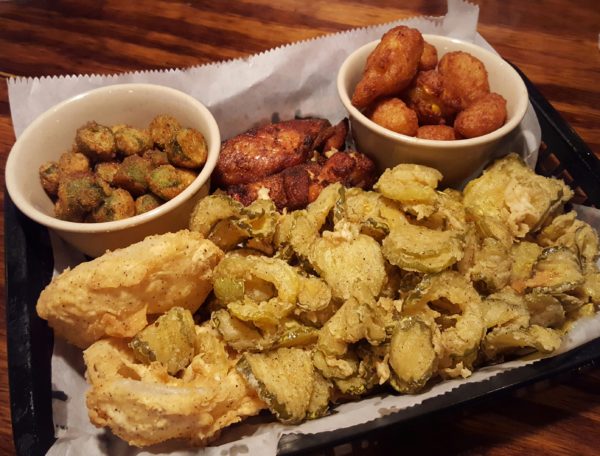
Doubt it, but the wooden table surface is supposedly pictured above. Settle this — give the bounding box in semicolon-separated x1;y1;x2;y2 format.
1;1;600;455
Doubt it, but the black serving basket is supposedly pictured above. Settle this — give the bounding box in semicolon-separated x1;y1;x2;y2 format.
5;66;600;456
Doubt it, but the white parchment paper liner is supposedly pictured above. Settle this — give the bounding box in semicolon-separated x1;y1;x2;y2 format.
6;1;599;455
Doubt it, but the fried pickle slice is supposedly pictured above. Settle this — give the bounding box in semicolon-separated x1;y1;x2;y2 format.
36;230;223;348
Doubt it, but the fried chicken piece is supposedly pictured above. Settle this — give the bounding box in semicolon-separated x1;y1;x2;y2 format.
351;26;424;109
36;230;223;348
315;118;349;152
214;118;332;186
228;151;377;210
84;326;265;447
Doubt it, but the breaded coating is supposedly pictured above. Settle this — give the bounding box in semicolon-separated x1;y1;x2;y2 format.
56;172;108;221
166;128;208;169
405;70;455;125
90;188;135;222
39;162;60;197
113;155;152;196
94;161;120;185
215;118;331;186
314;118;349;153
454;92;507;138
143;149;170;168
419;42;438;71
439;51;490;111
84;327;265;447
228;151;376;210
58;151;91;176
368;98;419;136
416;125;457;140
351;26;424;109
149;114;181;150
148;164;191;200
36;230;223;348
135;193;163;215
114;126;152;156
76;121;117;161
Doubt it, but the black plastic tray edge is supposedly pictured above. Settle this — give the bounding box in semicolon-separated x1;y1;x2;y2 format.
5;65;600;456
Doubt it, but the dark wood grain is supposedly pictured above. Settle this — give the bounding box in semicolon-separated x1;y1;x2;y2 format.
1;1;600;455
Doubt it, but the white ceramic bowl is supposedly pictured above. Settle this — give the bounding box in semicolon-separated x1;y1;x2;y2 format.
337;34;529;186
5;83;220;257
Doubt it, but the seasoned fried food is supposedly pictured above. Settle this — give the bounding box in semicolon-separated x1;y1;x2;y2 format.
454;93;507;138
56;172;108;221
90;188;135;222
419;42;438;71
166;127;208;169
76;121;117;161
134;193;162;215
368;97;419;136
351;26;424;109
147;164;191;200
58;151;91;176
94;161;120;185
84;326;265;447
112;155;152;196
439;51;490;111
39;162;60;197
114;126;152;156
416;125;457;140
405;70;455;125
142;149;170;168
36;230;223;348
227;151;376;210
148;114;181;150
215;118;331;186
317;118;349;152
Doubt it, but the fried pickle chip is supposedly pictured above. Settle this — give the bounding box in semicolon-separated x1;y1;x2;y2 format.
454;92;507;138
352;26;424;109
37;230;223;348
463;154;574;238
374;163;442;207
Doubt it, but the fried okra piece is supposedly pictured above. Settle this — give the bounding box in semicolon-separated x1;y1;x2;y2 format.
368;98;418;136
416;125;457;140
149;114;181;150
352;26;424;109
135;193;163;215
114;126;152;156
39;162;60;197
55;172;107;221
405;70;455;125
454;93;507;138
90;188;135;222
75;121;117;161
148;164;191;200
178;168;197;187
143;149;170;168
166;128;208;169
419;42;438;71
58;151;91;176
94;161;120;185
112;155;152;196
439;51;490;111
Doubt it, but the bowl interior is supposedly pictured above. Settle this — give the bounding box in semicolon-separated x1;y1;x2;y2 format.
6;84;220;231
339;34;529;145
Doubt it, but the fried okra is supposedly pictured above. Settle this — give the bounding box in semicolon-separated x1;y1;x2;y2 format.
112;155;152;196
149;114;181;149
166;128;208;169
135;193;163;215
75;121;117;161
39;162;60;197
58;151;91;176
56;172;108;221
114;126;152;156
148;164;190;200
143;149;169;168
94;161;120;185
90;188;135;222
368;98;418;136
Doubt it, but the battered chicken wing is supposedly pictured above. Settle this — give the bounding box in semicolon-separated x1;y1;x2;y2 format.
214;118;331;186
228;151;377;210
84;326;265;447
351;26;424;109
36;230;223;348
